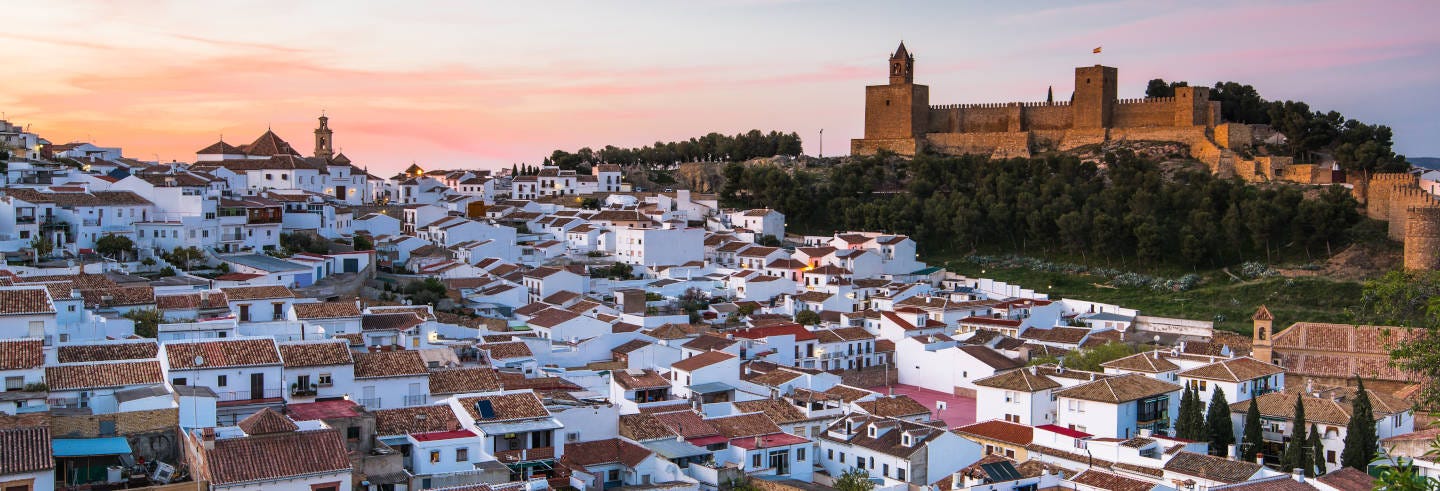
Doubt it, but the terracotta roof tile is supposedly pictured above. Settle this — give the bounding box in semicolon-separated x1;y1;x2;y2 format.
352;350;428;379
373;405;463;435
0;288;54;315
857;395;931;418
458;392;551;422
560;438;653;469
672;351;735;372
1161;451;1261;483
1101;352;1180;373
203;427;351;485
46;360;164;390
1070;469;1156;491
166;338;282;369
238;408;299;435
619;413;678;441
707;412;783;439
278;340;354;368
0;427;53;474
429;367;503;395
973;368;1062;392
732;399;808;425
220;285;296;301
484;342;533;360
57;340;158;363
0;338;44;370
1178;357;1284;382
293;301;362;319
1055;373;1180;404
614;369;670;391
362;312;425;331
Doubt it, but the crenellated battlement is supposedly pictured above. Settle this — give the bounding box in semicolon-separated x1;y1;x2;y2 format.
930;101;1072;110
1115;97;1174;104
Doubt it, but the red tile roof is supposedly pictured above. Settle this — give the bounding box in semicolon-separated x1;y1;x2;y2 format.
166;338;282;369
0;426;53;474
278;340;354;368
238;408;299;435
671;350;735;372
203;427;351;485
954;420;1034;446
729;323;818;342
0;288;54;315
46;360;164;390
352;350;428;379
0;338;44;370
286;400;364;421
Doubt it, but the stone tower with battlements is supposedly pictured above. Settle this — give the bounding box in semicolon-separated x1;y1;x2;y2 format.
314;114;334;159
857;42;930;156
1251;305;1274;363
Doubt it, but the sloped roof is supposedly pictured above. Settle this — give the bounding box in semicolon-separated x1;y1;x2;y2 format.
166;338;282;369
1055;373;1180;404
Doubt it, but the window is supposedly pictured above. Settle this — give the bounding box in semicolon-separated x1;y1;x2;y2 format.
318;373;333;386
883;464;890;477
752;454;762;469
4;377;22;391
429;450;440;463
347;426;360;440
217;375;228;387
456;447;468;461
608;470;620;482
273;302;283;319
173;378;187;386
796;447;806;462
839;452;846;464
827;449;833;460
896;468;906;481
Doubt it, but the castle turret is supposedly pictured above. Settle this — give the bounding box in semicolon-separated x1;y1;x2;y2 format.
889;41;914;85
314;114;334;159
1073;65;1117;129
1251;305;1274;363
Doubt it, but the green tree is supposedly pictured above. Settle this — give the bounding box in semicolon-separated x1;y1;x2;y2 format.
95;234;136;261
404;277;448;306
1241;397;1264;461
1310;423;1327;476
29;236;53;262
833;467;875;491
353;234;374;252
1177;386;1198;440
794;310;820;326
580;198;601;210
756;235;782;247
1282;394;1310;475
737;303;756;317
123;308;164;338
1342;376;1379;471
1206;387;1235;456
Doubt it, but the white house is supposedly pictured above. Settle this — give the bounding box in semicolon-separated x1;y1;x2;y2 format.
1054;373;1181;439
1176;356;1284;405
352;350;431;410
972;367;1064;426
277;340;355;403
0;338;45;414
729;209;784;240
160;337;285;425
1230;386;1414;474
817;414;982;487
185;408;353;491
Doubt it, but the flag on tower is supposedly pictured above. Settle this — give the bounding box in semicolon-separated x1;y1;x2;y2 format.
1093;46;1103;54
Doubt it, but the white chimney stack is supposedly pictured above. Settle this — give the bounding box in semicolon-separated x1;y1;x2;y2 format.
1291;468;1305;483
1228;444;1238;460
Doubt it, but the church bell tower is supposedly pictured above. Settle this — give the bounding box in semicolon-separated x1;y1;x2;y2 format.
314;113;334;159
1251;305;1274;363
889;41;914;85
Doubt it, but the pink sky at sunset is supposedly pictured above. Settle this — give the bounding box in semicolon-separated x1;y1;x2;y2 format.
4;0;1439;175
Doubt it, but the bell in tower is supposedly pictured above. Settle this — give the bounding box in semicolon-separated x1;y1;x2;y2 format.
314;113;334;159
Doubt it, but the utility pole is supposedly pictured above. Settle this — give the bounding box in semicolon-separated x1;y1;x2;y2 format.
818;129;824;158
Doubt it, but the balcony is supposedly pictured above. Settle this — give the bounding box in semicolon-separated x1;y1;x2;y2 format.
215;388;284;405
403;394;427;406
359;397;382;409
15;216;36;224
222;233;244;242
290;384;318;397
495;446;555;465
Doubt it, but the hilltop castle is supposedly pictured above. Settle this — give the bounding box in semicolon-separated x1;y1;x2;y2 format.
853;42;1238;159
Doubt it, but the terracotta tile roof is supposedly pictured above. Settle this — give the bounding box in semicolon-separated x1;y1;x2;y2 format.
560;438;653;469
614;369;670;391
155;291;230;310
733;399;808;424
80;286;155;308
293;301;362;319
0;338;44;370
1229;387;1410;425
743;367;805;387
1272;322;1424;382
972;367;1062;393
373;405;464;435
814;327;875;343
1101;352;1180;373
1055;373;1180;404
369;306;436;320
619;413;678;441
57;340;158;363
362;313;425;331
166;338;282;369
458;392;551;422
484;342;533;360
819;416;943;458
957;345;1023;370
0;288;54;315
429;367;503;395
681;334;738;351
285;400;363;421
954;419;1034;446
203;427;351;485
1315;467;1375;491
526;307;580;328
707;412;783;439
1253;305;1273;321
278;340;354;368
1161;451;1261;483
729;323;817;341
1019;326;1090;345
0;426;53;474
353;350;428;379
644;323;709;340
238;408;299;435
857;395;931;418
650;410;720;439
46;360;164;390
612;339;652;355
671;351;735;372
1178;357;1284;382
824;385;874;403
219;285;296;301
1070;469;1156;491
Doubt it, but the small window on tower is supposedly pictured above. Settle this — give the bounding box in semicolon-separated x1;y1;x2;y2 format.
886;100;891;106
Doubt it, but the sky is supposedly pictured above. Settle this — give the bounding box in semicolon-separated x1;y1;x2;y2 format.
4;0;1439;176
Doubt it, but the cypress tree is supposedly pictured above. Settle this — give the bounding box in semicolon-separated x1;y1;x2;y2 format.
1189;387;1209;442
1177;385;1199;439
1206;387;1235;456
1340;376;1377;470
511;164;518;176
1308;423;1326;476
1241;397;1264;461
1282;394;1308;473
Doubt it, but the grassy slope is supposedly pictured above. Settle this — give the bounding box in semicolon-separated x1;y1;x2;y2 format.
940;257;1362;335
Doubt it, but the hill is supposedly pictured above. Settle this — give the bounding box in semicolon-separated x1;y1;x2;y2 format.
1408;157;1440;170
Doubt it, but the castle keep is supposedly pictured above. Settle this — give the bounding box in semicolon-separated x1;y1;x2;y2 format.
852;42;1240;162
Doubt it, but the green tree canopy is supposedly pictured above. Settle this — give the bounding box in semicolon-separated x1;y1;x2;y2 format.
1206;387;1235;455
123;308;164;338
1241;397;1264;461
1341;376;1379;471
95;234;136;261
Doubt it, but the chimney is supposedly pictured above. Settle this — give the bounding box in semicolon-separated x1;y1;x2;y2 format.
1256;454;1265;466
1291;468;1305;483
1139;428;1152;438
1228;444;1238;460
201;427;216;451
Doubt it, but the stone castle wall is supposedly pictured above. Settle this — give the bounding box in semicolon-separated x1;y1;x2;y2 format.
1110;98;1180;128
1406;207;1440;271
924;132;1032;159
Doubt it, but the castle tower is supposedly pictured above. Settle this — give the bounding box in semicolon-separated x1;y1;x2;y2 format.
314;114;334;159
889;41;914;85
1073;65;1117;129
856;41;929;154
1251;305;1274;363
1405;206;1440;270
